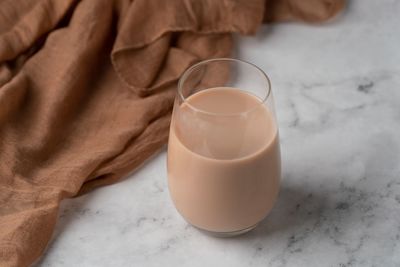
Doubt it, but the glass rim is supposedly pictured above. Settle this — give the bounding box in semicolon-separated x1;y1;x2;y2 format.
177;58;272;116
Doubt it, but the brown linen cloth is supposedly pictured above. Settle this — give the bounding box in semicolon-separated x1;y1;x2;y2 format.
0;0;344;266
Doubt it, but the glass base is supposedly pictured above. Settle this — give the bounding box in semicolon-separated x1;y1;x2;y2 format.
192;223;259;237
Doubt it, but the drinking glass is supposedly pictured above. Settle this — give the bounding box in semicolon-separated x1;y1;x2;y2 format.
167;58;281;236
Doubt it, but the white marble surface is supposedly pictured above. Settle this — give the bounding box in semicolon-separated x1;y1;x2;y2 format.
35;0;400;266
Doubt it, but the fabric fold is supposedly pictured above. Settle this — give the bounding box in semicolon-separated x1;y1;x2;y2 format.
111;0;265;95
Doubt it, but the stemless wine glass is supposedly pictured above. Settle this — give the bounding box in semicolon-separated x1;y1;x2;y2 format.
167;58;281;237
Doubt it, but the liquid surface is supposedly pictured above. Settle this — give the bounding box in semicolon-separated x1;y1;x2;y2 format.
168;87;281;232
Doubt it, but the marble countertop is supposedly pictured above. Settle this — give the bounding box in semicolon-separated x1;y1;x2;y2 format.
35;0;400;266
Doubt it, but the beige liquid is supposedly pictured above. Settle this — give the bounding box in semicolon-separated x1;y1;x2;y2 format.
167;87;280;233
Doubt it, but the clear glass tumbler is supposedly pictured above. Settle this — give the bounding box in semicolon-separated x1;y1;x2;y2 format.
167;58;281;236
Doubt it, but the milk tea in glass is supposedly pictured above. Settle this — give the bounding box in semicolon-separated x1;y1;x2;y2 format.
167;58;281;236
